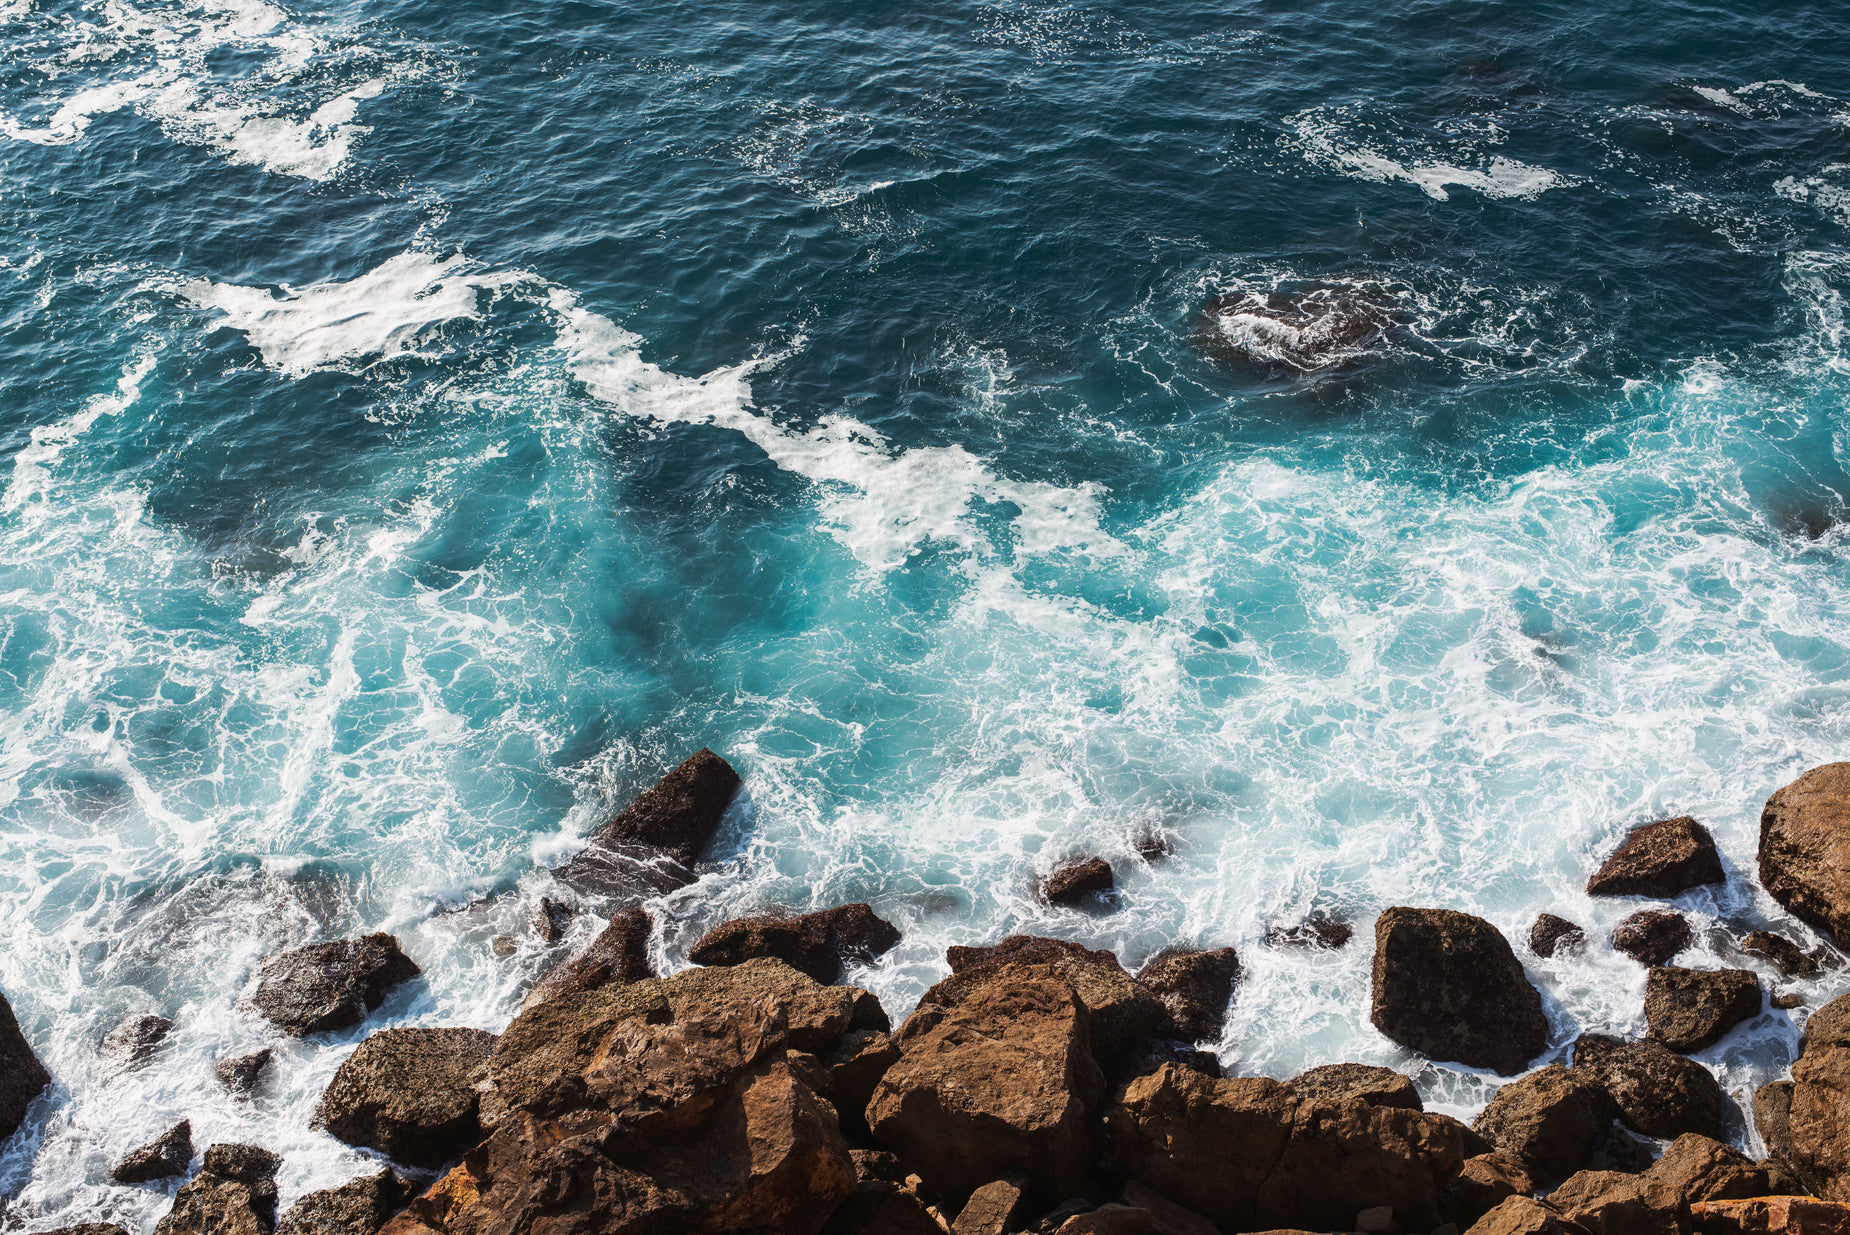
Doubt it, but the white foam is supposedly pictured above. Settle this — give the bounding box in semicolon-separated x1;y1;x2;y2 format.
3;354;156;517
1289;110;1578;201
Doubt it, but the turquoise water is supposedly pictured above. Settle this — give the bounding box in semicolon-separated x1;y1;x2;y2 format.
3;0;1850;1223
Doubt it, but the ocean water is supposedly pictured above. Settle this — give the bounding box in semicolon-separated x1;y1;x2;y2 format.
3;0;1850;1223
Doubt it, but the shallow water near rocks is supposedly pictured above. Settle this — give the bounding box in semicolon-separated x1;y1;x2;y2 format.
3;0;1850;1225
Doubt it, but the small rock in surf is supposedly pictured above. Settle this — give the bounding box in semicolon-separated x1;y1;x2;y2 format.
1196;288;1395;374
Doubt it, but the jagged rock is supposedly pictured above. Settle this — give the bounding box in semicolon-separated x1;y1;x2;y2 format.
847;986;891;1032
113;1120;194;1183
688;903;901;984
1573;1034;1723;1139
1644;968;1760;1052
43;1226;129;1235
1285;1063;1422;1110
1531;915;1587;959
0;987;50;1140
789;1028;897;1137
553;749;742;897
100;1013;172;1072
1756;1080;1806;1188
217;1048;274;1098
1690;1197;1850;1235
1136;948;1240;1042
1774;992;1806;1010
1587;817;1725;899
1739;931;1821;977
1054;1206;1153;1234
935;936;1166;1065
1613;911;1693;967
1044;859;1115;905
276;1171;414;1235
535;906;654;1001
819;1149;943;1235
315;1027;496;1169
1118;1182;1219;1235
1264;914;1354;950
1442;1154;1536;1227
1119;1039;1223;1082
1545;1171;1673;1235
1472;1065;1611;1187
155;1144;281;1235
1584;1126;1656;1175
1644;1133;1771;1203
532;898;574;944
869;964;1104;1196
251;934;419;1036
954;1178;1029;1235
1761;764;1850;945
1462;1197;1593;1235
1370;907;1547;1075
1787;994;1850;1201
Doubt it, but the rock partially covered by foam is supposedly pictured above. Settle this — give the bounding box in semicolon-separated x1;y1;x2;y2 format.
1136;947;1240;1043
100;1013;173;1073
1530;914;1586;958
1761;764;1850;946
316;1028;497;1169
1197;289;1395;374
1370;907;1547;1074
937;936;1167;1066
252;934;419;1036
553;749;741;898
688;903;900;985
1572;1034;1723;1140
1587;816;1725;899
0;988;50;1141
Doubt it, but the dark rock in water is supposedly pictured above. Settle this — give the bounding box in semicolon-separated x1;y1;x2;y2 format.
534;906;654;1001
1133;833;1174;863
936;936;1166;1066
1286;1062;1422;1111
1440;1153;1535;1227
1265;913;1354;950
687;903;901;984
1136;947;1240;1042
1472;1065;1612;1187
1760;763;1850;945
276;1170;414;1235
1572;1033;1723;1140
553;748;741;898
113;1119;194;1183
1613;910;1693;967
315;1027;496;1169
251;934;419;1036
1587;816;1725;899
216;1048;273;1098
1740;929;1822;977
0;987;51;1141
1774;991;1806;1010
101;1013;173;1072
1644;967;1760;1052
1583;1125;1656;1174
1530;914;1586;959
155;1143;281;1235
44;1226;130;1235
1370;907;1547;1075
1197;288;1396;374
532;897;573;945
1043;858;1114;905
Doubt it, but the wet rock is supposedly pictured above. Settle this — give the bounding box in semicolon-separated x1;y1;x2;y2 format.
1531;915;1587;959
1740;930;1821;977
113;1120;194;1183
936;936;1166;1065
216;1048;274;1098
532;898;573;945
1690;1197;1850;1235
1264;913;1354;950
315;1027;496;1169
1587;817;1726;900
1644;1133;1771;1203
1760;764;1850;945
100;1013;172;1072
1584;1126;1656;1175
1442;1153;1536;1227
687;903;901;984
1462;1197;1593;1235
553;748;742;897
0;988;50;1140
1044;858;1115;905
1197;288;1395;374
1774;992;1806;1010
1573;1034;1723;1139
534;906;654;1002
155;1144;282;1235
1545;1171;1672;1235
1613;911;1693;967
1370;907;1547;1074
1136;947;1240;1042
43;1226;129;1235
1118;1181;1220;1235
953;1178;1029;1235
276;1170;414;1235
1285;1062;1422;1111
1644;968;1761;1052
1472;1065;1611;1187
251;934;420;1036
1134;834;1174;863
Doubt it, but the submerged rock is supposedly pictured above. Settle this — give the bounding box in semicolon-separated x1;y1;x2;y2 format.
216;1048;274;1098
535;906;654;1001
1572;1034;1723;1140
1740;929;1822;977
1613;910;1693;967
277;1170;414;1235
251;934;419;1036
1643;967;1760;1052
1136;947;1240;1042
1530;915;1586;959
1043;858;1115;905
155;1144;281;1235
1264;913;1355;950
1471;1065;1610;1187
1587;817;1725;899
1370;907;1547;1074
553;748;741;898
315;1027;496;1169
0;988;50;1141
1196;288;1396;375
100;1013;173;1072
688;903;901;984
1760;763;1850;945
113;1120;194;1184
937;936;1166;1066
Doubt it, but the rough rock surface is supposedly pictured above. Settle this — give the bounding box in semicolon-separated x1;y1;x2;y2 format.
789;1027;897;1137
535;906;654;1001
1788;993;1850;1200
217;1048;274;1098
1472;1065;1611;1187
100;1014;173;1072
1546;1170;1672;1235
1644;1133;1771;1204
1463;1196;1593;1235
935;936;1166;1065
1584;1125;1655;1175
0;987;50;1140
113;1120;194;1184
1370;907;1547;1074
276;1170;413;1235
1644;967;1761;1052
42;1227;130;1235
532;898;573;945
1118;1182;1220;1235
251;934;420;1036
1044;858;1115;905
1055;1205;1154;1234
1442;1153;1536;1227
1756;1079;1800;1182
316;1027;497;1169
1531;915;1587;959
688;903;901;984
1740;930;1821;977
1587;817;1726;899
1613;911;1693;967
1137;947;1240;1042
1572;1034;1723;1139
1285;1063;1421;1111
820;1149;941;1235
1761;763;1850;945
1690;1197;1850;1235
953;1178;1029;1235
553;749;741;897
155;1144;282;1235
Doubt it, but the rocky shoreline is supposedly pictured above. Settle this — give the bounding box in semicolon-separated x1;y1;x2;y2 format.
11;754;1850;1235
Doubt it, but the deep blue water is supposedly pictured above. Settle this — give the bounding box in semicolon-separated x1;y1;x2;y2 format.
4;0;1850;1223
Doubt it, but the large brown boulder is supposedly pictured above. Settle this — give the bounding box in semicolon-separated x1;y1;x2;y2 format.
315;1028;497;1168
277;1171;415;1235
1613;911;1693;967
1370;908;1547;1075
1472;1065;1611;1187
1572;1035;1723;1140
1761;764;1850;945
688;903;901;984
1546;1170;1675;1235
0;988;49;1142
155;1144;282;1235
1587;817;1725;899
1285;1063;1421;1111
1137;948;1240;1042
1690;1197;1850;1235
534;906;654;1001
251;935;420;1036
1643;1133;1771;1204
935;936;1166;1065
1462;1196;1593;1235
553;749;741;897
1788;993;1850;1200
1643;968;1761;1053
868;964;1105;1196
